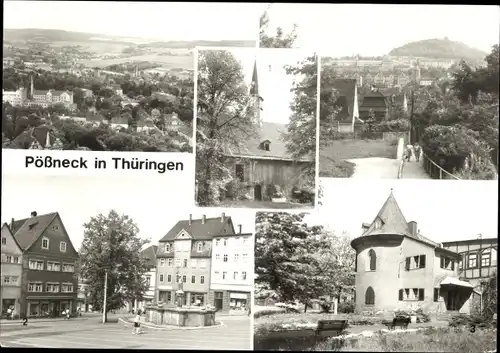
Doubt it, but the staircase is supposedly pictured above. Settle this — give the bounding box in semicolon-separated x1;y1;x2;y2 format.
435;310;461;322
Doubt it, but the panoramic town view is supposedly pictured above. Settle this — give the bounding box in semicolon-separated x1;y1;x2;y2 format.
254;179;498;352
195;48;317;209
1;173;254;349
2;1;258;152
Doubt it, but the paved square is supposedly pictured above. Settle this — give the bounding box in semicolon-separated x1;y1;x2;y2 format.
0;315;252;350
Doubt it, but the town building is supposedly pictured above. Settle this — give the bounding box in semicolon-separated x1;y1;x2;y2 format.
351;190;473;316
8;211;79;318
2;87;27;106
209;222;253;312
326;79;363;133
109;116;129;130
3;57;16;67
164;112;183;133
441;237;497;315
136;245;157;309
155;214;218;307
1;223;23;317
358;90;389;121
11;126;64;150
419;76;434;87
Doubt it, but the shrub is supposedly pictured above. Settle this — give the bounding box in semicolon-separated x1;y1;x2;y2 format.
338;301;355;314
254;308;286;319
372;118;410;133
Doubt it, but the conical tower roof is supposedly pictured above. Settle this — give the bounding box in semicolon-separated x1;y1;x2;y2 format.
250;59;259;95
362;190;411;237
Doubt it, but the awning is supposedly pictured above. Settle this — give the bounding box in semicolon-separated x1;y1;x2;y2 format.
440;277;473;288
230;293;249;300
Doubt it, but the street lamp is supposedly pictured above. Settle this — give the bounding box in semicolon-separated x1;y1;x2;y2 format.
102;266;109;324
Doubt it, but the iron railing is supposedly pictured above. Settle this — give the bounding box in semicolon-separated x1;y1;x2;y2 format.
422;153;461;180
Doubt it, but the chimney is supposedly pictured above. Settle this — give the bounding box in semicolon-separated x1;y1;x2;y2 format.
31;211;37;217
188;214;192;225
10;218;15;230
408;221;417;236
221;212;225;223
238;224;242;234
202;215;206;225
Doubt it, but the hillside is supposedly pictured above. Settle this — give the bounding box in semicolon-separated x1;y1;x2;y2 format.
389;38;487;60
3;29;256;48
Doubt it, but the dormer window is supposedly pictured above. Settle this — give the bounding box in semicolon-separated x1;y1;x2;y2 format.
260;140;271;151
42;237;49;250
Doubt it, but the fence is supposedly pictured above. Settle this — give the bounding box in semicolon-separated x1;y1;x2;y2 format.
422;153;461;180
334;131;408;142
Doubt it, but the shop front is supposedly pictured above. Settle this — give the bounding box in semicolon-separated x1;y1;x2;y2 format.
26;296;76;318
229;292;249;311
189;292;207;307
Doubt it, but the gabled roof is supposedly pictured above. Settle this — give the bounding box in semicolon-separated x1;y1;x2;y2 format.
362;191;411;237
250;60;259;96
1;223;22;250
327;79;357;121
140;245;158;268
160;216;235;242
12;125;57;148
11;212;58;250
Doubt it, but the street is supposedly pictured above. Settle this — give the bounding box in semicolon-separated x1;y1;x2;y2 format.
0;314;252;350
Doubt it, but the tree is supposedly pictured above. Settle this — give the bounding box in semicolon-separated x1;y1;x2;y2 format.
259;7;298;48
282;55;318;182
78;210;150;322
195;50;260;205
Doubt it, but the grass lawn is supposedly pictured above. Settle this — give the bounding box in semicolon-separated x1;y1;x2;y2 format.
217;200;314;209
320;139;397;178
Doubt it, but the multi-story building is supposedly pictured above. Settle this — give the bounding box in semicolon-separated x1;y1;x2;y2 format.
136;245;157;309
31;89;74;105
442;237;497;315
1;223;23;316
2;87;28;106
8;211;79;317
210;224;253;312
351;191;474;316
156;214;217;307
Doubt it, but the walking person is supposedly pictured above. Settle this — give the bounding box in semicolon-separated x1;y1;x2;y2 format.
132;313;142;334
6;307;12;320
414;142;421;162
405;145;413;162
65;309;70;320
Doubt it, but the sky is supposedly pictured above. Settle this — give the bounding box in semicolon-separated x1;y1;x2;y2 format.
262;4;499;57
1;174;255;250
4;1;261;41
309;179;498;243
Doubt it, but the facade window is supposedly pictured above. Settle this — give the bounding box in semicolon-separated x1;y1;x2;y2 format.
167;274;172;283
233;272;238;280
3;276;19;285
1;237;6;245
191;275;196;284
263;141;270;151
46;283;60;293
368;249;376;271
47;261;61;271
433;288;441;302
365;287;375;305
223;254;228;262
29;260;44;270
175;258;181;267
176;274;181;283
145;276;151;287
200;276;205;284
159;274;164;283
405;255;426;270
168;258;173;267
234;254;239;262
191;259;197;268
242;253;248;262
182;275;186;283
62;263;75;273
5;255;12;263
61;283;73;293
459;258;463;270
200;260;206;268
60;241;67;252
399;288;425;301
197;243;203;252
235;164;244;182
223;239;228;246
42;237;49;249
468;253;478;268
160;258;166;267
243;237;249;245
215;271;220;280
215;254;220;261
28;282;43;292
242;272;247;280
167;291;172;302
222;272;227;280
216;239;220;247
165;243;171;252
52;225;59;231
183;259;188;268
481;250;491;267
440;256;455;270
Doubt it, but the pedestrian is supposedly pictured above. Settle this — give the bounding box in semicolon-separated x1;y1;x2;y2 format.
11;307;16;320
414;142;421;162
405;145;413;162
247;304;251;317
77;307;82;317
7;307;12;320
132;313;142;334
66;309;70;320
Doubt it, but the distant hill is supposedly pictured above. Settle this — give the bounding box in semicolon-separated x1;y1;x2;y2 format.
389;38;487;61
3;28;256;48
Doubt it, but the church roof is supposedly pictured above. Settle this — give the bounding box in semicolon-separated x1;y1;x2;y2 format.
362;190;411;237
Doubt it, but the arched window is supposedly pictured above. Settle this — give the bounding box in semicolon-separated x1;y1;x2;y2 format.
365;287;375;305
368;249;376;271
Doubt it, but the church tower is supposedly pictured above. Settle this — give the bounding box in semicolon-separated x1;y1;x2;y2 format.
250;59;262;127
30;74;34;99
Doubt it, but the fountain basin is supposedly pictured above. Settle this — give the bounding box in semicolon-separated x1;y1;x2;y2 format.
146;305;216;327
